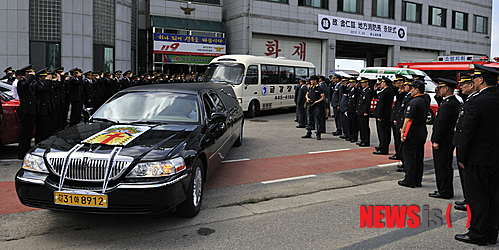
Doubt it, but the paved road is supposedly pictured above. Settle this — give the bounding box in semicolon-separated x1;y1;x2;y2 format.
3;110;479;249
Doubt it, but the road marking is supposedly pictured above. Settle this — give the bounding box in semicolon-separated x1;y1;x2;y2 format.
376;162;401;167
0;159;22;162
308;148;351;154
261;174;316;184
221;158;250;163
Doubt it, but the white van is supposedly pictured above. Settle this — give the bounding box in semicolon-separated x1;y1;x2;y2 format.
205;55;316;117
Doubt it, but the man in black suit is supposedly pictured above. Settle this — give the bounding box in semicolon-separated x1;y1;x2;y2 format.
452;74;477;211
120;70;132;90
295;79;307;128
356;77;372;146
373;77;394;155
429;78;461;199
32;69;52;143
68;68;83;126
16;65;37;159
455;65;499;246
331;74;342;135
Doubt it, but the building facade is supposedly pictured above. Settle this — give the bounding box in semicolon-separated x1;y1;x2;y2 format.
223;0;492;74
0;0;492;75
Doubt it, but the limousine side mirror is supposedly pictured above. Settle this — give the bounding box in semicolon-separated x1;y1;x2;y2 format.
209;112;226;124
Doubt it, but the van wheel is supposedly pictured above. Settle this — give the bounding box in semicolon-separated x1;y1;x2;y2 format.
426;110;435;124
246;101;258;118
175;159;204;218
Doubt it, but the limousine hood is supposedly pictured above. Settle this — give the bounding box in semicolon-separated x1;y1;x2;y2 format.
34;122;198;162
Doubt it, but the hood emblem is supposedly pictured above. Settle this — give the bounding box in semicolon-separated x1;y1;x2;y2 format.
82;125;151;146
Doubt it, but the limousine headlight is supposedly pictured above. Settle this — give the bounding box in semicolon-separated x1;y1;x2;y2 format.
22;153;49;173
127;157;186;178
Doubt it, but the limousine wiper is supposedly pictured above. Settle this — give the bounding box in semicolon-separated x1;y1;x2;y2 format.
90;117;119;123
133;120;169;125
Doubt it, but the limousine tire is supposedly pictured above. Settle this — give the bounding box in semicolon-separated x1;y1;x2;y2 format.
426;110;435;124
176;159;204;218
246;100;259;118
233;123;243;147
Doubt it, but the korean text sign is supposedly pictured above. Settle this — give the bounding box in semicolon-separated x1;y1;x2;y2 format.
318;14;407;42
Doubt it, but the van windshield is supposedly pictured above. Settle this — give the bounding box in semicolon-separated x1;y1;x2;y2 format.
204;63;245;85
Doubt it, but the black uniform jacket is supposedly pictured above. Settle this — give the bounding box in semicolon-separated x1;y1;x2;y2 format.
296;85;308;108
374;87;394;120
17;75;37;116
356;87;372;115
33;80;52;116
347;86;358;113
457;87;499;167
404;94;430;139
69;76;83;102
431;95;460;144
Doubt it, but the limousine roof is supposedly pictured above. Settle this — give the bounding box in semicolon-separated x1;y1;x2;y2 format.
211;54;316;68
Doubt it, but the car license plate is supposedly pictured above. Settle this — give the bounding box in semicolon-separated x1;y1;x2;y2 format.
54;191;108;208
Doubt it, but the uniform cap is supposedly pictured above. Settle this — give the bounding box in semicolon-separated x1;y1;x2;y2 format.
348;77;357;82
381;76;392;85
359;77;369;83
411;74;425;81
69;68;78;73
408;79;425;87
471;64;499;77
458;73;472;83
395;74;404;81
19;64;34;73
437;78;457;89
55;66;64;73
84;70;92;76
36;68;49;77
124;70;132;75
333;73;341;79
114;70;122;75
4;66;12;72
404;77;413;85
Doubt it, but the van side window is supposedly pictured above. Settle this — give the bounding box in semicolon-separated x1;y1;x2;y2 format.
279;66;295;84
261;64;278;84
295;67;308;79
246;65;258;84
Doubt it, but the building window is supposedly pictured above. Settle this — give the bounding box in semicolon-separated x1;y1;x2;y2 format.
30;42;61;70
261;0;288;3
298;0;328;9
372;0;394;19
338;0;363;14
429;6;446;27
402;1;422;23
94;45;114;72
474;15;487;34
452;11;468;30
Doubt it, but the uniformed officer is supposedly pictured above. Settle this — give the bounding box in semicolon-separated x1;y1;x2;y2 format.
395;77;414;172
398;80;429;188
356;77;372;146
296;79;308;128
331;74;342;135
389;74;405;160
302;75;325;140
16;65;37;159
373;77;395;155
455;65;499;246
429;78;461;199
452;74;477;211
32;68;52;143
121;70;132;89
1;66;14;82
68;68;83;126
318;75;328;133
83;71;94;110
346;77;359;142
338;76;350;139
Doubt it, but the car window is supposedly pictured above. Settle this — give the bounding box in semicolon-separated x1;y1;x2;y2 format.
93;92;199;124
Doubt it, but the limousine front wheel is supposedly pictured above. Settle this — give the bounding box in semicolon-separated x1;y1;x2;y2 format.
176;159;204;217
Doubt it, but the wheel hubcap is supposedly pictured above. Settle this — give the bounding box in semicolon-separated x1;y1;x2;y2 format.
192;167;202;207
